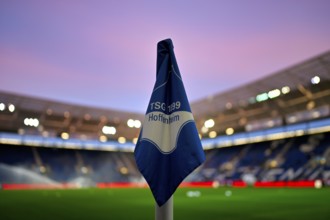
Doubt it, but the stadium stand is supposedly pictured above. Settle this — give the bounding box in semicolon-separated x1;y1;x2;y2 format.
1;132;329;187
197;132;330;184
0;144;140;186
0;50;329;188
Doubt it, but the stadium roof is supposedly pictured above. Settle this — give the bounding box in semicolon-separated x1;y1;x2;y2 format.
1;50;329;142
0;91;144;142
192;50;330;137
192;50;330;115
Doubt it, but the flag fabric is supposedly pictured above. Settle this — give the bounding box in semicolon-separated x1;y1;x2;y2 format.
134;38;205;207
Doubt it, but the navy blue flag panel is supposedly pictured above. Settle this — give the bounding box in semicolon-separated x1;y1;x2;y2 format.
134;39;205;207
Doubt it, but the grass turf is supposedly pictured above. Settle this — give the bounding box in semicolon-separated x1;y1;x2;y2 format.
0;187;329;220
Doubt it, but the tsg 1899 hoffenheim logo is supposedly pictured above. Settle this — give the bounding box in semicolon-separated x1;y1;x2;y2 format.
140;69;195;154
141;104;194;154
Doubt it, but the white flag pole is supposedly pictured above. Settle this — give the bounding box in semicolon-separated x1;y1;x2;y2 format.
155;196;173;220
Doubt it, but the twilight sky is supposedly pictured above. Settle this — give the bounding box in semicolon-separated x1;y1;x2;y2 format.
1;0;329;113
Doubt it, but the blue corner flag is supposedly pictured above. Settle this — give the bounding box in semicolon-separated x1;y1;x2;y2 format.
134;39;205;207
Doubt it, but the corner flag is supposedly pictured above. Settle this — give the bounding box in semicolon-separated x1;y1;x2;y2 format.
134;39;205;207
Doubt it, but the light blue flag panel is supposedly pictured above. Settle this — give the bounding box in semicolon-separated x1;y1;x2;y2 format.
134;39;205;206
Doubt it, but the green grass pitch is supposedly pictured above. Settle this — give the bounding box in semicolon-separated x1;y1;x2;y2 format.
0;187;329;220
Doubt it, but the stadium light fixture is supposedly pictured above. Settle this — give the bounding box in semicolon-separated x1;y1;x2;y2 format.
268;89;281;99
134;120;141;128
127;119;134;127
226;127;234;135
311;76;320;84
201;126;208;134
204;119;215;128
99;135;107;142
8;104;15;112
127;119;141;128
102;126;116;135
61;132;69;140
256;93;268;102
118;136;126;144
24;118;39;127
281;86;290;94
0;103;5;111
208;131;217;138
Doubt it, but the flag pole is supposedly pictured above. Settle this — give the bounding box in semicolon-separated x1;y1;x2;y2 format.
155;196;173;220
